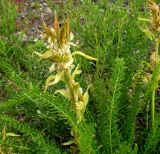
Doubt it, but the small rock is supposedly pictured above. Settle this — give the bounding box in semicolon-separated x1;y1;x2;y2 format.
22;34;28;42
43;2;47;7
31;27;35;31
24;2;28;6
45;7;52;14
38;25;42;29
29;36;34;42
39;0;45;3
20;12;26;19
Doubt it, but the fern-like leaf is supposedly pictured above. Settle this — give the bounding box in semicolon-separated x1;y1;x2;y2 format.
95;58;125;153
0;115;62;154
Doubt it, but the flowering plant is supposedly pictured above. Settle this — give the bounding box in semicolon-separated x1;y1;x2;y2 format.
34;13;97;122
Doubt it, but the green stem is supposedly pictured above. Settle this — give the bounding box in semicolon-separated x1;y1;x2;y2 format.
109;74;120;154
151;89;155;132
146;104;149;131
109;109;112;154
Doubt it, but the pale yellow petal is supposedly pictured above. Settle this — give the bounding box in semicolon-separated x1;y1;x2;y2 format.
49;64;56;73
49;72;64;86
83;85;92;106
76;101;84;110
55;89;71;100
44;75;55;92
6;133;20;137
63;57;74;69
72;51;97;61
76;101;84;121
69;42;76;46
62;140;75;146
44;72;64;92
72;64;81;79
69;32;74;41
73;83;81;102
33;50;53;59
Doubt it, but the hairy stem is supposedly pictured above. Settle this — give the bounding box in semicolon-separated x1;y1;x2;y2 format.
64;69;80;149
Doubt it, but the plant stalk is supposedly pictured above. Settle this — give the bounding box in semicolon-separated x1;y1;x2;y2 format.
64;69;80;149
151;38;159;133
151;88;155;132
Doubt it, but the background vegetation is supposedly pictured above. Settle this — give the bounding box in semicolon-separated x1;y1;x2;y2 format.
0;0;160;153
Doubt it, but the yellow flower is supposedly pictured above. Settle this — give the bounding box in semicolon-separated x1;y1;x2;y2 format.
33;13;97;123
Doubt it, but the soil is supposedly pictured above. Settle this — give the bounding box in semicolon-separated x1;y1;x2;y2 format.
14;0;59;43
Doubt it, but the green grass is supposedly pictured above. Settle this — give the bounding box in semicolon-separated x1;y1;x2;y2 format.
0;0;160;153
